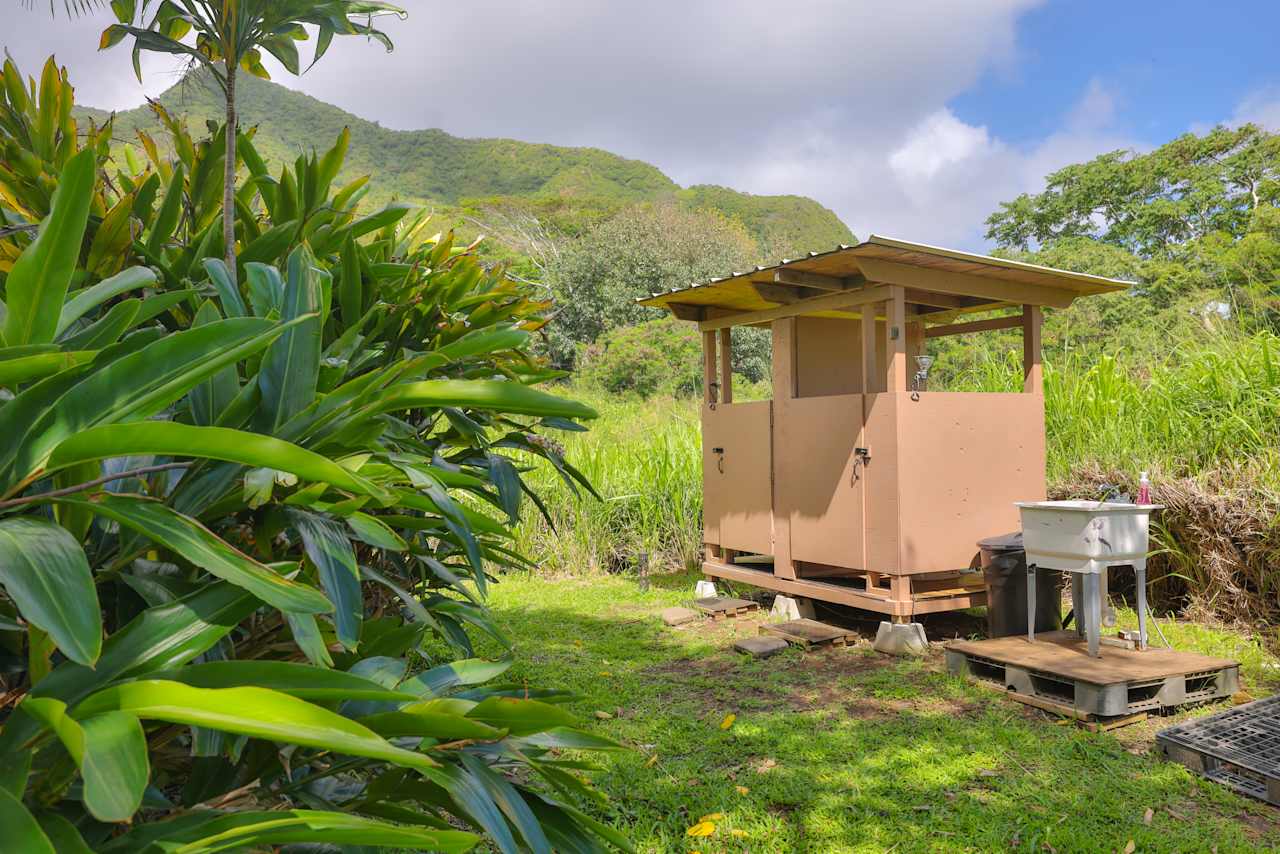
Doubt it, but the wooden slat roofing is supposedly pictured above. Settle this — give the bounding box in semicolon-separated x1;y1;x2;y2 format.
637;234;1133;325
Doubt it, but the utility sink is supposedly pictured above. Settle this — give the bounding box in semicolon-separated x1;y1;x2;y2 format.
1015;500;1162;573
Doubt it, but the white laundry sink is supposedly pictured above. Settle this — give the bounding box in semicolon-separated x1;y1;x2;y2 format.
1015;500;1162;573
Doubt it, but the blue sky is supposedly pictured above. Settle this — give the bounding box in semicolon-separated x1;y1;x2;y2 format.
954;1;1280;145
6;1;1279;250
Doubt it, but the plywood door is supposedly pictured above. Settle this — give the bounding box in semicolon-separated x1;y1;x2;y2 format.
775;394;865;569
702;401;773;555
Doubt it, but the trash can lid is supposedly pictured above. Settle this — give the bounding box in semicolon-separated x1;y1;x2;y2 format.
976;531;1023;552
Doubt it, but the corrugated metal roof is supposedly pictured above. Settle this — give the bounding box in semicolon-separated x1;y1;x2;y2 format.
637;234;1133;321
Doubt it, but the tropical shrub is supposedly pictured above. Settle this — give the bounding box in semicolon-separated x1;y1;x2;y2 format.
0;62;628;853
577;317;702;397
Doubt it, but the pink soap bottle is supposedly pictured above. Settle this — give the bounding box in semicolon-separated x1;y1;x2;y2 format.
1137;471;1151;505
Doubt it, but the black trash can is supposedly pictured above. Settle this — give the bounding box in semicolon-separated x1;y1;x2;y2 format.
978;532;1062;638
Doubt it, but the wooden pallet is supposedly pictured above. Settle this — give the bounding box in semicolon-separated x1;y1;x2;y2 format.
693;596;759;621
760;618;858;649
1007;690;1149;731
946;631;1239;717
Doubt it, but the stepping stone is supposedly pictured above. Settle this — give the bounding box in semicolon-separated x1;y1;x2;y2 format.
734;636;789;659
661;606;699;626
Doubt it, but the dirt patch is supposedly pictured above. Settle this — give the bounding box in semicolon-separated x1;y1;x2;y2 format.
645;626;982;721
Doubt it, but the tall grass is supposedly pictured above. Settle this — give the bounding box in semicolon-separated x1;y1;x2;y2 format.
516;330;1280;626
514;391;703;573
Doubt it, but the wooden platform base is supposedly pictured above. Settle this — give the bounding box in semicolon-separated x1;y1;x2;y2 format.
760;618;858;649
946;631;1239;717
702;559;984;618
693;596;759;621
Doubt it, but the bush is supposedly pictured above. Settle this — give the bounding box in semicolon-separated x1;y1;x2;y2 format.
578;317;702;397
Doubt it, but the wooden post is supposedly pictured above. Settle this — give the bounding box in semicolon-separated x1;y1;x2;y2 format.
771;319;796;580
886;287;907;393
860;306;879;394
1022;304;1042;395
718;327;733;404
703;330;718;404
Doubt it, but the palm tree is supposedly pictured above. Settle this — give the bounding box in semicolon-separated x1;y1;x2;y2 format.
97;1;405;283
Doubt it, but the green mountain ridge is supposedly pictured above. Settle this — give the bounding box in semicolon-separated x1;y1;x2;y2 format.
77;71;853;258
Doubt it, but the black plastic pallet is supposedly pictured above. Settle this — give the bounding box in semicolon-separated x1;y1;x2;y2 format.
1157;693;1280;806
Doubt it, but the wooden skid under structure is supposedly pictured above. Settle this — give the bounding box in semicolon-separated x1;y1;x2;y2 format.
702;559;984;618
1007;690;1149;731
945;631;1239;718
760;618;858;649
1157;694;1280;806
693;596;759;621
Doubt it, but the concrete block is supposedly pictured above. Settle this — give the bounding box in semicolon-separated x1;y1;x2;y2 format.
734;636;789;659
660;606;699;627
694;579;718;598
872;621;929;656
770;595;815;622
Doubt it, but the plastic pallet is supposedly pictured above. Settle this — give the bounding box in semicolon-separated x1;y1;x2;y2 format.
1157;693;1280;806
945;647;1239;718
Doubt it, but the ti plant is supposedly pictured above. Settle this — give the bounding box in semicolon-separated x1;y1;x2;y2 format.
0;78;628;852
98;0;407;283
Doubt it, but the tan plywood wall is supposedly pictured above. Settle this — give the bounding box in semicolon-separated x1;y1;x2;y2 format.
701;401;774;555
894;392;1046;573
794;317;887;398
775;394;864;569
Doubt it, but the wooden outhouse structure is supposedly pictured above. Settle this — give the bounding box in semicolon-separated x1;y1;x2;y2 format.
640;236;1129;622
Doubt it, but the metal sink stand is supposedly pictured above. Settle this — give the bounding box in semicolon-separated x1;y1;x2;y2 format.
1026;559;1147;658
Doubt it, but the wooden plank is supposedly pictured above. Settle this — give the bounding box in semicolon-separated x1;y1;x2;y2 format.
903;288;974;310
760;618;857;648
770;319;797;581
718;327;733;404
697;285;893;331
860;304;879;394
946;631;1238;684
923;313;1024;339
751;282;807;304
774;269;866;291
669;303;707;321
1023;304;1043;395
703;560;912;616
886;287;907;393
855;256;1078;309
1007;691;1093;721
702;330;717;404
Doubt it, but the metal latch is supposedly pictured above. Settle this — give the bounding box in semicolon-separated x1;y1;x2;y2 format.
712;447;725;473
855;447;871;464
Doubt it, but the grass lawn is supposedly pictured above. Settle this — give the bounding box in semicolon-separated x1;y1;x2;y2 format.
475;569;1280;853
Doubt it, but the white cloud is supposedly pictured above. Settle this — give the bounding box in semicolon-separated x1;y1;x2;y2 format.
3;0;1150;251
889;110;999;182
1229;89;1280;131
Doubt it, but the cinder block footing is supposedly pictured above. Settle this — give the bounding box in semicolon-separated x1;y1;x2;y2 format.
694;579;719;598
873;621;929;656
770;595;816;622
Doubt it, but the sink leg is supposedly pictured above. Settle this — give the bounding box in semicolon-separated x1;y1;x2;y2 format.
1084;572;1101;658
1071;574;1084;637
1135;560;1148;651
1026;564;1037;643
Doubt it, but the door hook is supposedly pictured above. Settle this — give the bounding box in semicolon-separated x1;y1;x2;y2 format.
712;447;725;473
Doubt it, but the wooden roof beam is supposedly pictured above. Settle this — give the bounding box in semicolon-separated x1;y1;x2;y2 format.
773;269;867;291
698;285;893;331
856;257;1077;309
924;313;1024;339
750;281;822;304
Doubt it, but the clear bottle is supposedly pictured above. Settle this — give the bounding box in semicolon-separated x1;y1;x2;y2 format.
1137;471;1151;505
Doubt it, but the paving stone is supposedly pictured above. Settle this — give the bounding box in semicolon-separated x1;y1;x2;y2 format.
734;636;789;659
661;606;699;626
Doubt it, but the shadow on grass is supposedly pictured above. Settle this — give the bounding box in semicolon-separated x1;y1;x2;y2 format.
483;583;1278;853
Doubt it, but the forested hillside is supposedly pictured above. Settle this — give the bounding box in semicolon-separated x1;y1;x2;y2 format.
79;70;853;257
